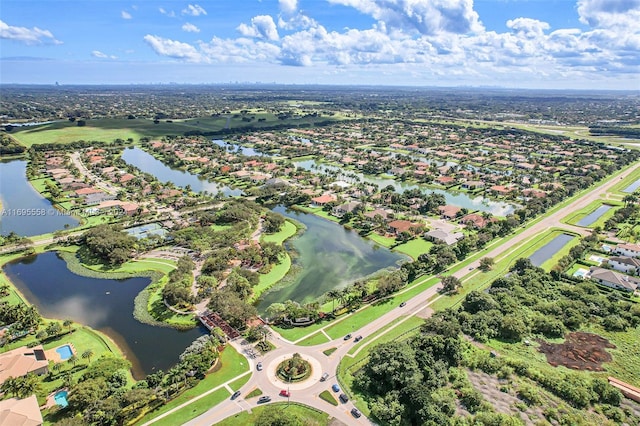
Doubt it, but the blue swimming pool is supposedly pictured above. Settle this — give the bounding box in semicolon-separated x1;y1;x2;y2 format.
55;345;73;360
54;390;68;408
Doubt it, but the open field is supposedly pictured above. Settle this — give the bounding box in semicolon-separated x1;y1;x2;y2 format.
215;403;331;426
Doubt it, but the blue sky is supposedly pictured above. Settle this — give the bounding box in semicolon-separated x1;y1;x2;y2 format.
1;0;638;89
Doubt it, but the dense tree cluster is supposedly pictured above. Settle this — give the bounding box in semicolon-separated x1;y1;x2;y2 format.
82;224;136;266
162;256;195;308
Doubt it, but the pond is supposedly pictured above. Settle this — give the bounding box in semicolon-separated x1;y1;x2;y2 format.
121;147;243;196
293;159;516;216
0;160;79;237
256;206;408;313
3;252;206;379
528;233;574;267
212;139;267;157
623;179;640;193
577;205;613;227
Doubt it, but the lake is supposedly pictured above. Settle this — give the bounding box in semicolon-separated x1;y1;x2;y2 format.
0;160;79;237
528;233;574;267
293;159;516;216
256;206;408;312
3;252;206;379
577;205;613;227
121;147;243;196
212;139;266;157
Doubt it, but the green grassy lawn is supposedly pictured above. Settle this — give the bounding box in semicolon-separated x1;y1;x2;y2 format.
136;346;249;424
10;115;346;147
150;388;230;426
272;321;330;342
228;374;252;391
147;285;198;328
216;403;331;426
391;238;432;260
249;220;298;302
296;331;331;346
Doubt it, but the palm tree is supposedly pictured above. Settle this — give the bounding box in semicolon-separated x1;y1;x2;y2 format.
67;355;78;368
327;290;341;313
82;349;94;364
63;319;73;332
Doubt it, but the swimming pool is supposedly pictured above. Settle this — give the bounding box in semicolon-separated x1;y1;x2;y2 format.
54;390;68;408
55;344;73;360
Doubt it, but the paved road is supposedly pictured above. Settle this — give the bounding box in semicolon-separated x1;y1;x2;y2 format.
69;152;119;195
175;162;640;426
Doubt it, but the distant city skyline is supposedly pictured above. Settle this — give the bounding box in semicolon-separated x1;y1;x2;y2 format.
1;0;639;90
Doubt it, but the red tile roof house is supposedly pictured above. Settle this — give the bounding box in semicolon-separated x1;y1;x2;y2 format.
0;395;43;426
387;220;423;236
0;345;49;383
311;194;337;207
438;205;462;220
460;213;492;229
435;176;456;186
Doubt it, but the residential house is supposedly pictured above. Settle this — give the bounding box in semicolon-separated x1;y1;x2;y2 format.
587;267;639;292
460;213;492;229
332;201;362;218
84;192;117;206
0;345;49;383
438;205;461;220
435;176;456;186
388;220;423;236
311;194;336;207
606;256;640;275
424;229;464;246
614;243;640;258
461;180;485;190
0;395;43;426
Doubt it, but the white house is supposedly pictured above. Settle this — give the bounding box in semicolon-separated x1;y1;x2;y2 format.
606;256;640;275
614;243;640;258
588;267;640;293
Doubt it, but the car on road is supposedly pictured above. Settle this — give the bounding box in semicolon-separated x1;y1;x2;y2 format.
469;266;475;270
257;396;271;404
339;393;349;403
320;372;329;382
256;362;263;371
343;334;352;340
332;384;340;393
354;335;363;342
231;390;241;400
351;408;362;418
279;389;290;397
399;302;406;307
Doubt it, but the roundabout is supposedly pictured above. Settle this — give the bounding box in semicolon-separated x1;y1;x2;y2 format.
265;352;324;390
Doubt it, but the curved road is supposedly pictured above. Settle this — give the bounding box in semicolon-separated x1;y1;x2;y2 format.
145;161;640;426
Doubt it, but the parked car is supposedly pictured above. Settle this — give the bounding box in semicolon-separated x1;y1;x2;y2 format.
351;408;362;418
279;389;290;397
256;362;263;371
339;393;349;403
343;334;352;340
332;384;340;393
257;396;271;404
231;390;241;400
399;302;406;307
354;335;363;342
320;372;329;382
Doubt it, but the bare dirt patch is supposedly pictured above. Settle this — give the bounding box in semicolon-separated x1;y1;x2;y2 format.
537;331;615;371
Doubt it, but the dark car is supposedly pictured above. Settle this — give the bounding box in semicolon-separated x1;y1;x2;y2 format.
231;390;241;400
332;384;340;393
339;393;349;403
256;362;263;371
354;335;363;342
399;302;406;307
351;408;362;418
257;396;271;404
343;334;352;340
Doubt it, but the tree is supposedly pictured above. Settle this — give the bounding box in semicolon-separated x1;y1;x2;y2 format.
63;319;73;332
254;406;303;426
68;355;78;368
479;257;494;272
441;276;462;294
327;289;341;312
82;349;94;364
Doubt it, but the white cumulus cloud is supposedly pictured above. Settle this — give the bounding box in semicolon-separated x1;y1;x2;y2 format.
327;0;483;35
577;0;640;28
182;4;207;16
279;0;298;14
237;15;280;41
182;23;200;33
159;7;176;17
121;11;132;20
144;34;204;62
0;20;61;45
506;18;550;38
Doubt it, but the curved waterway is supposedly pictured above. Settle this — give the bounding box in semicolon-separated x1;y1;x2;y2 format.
121;147;243;196
3;252;205;379
256;206;408;313
293;159;516;216
0;160;79;236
